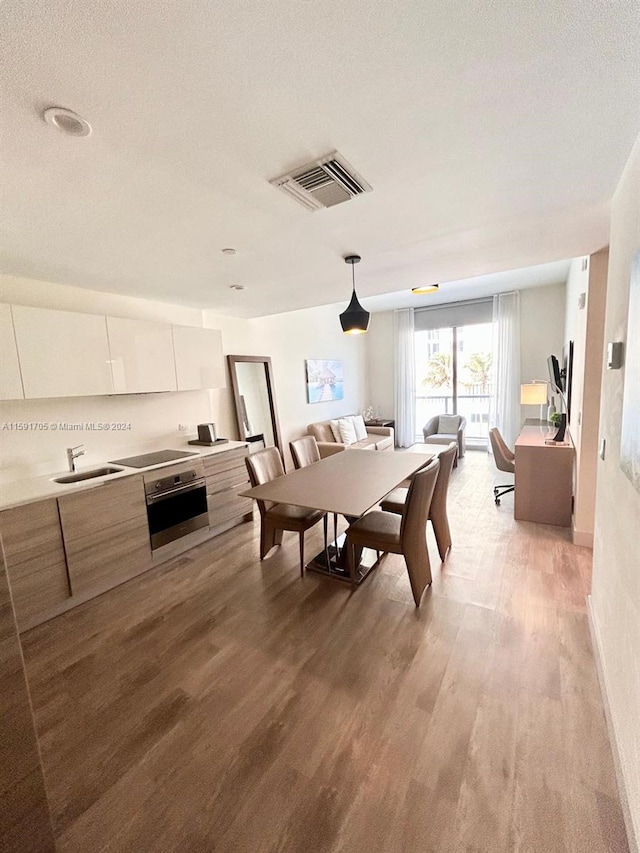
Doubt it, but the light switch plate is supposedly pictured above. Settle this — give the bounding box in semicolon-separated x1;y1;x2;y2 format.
599;438;606;460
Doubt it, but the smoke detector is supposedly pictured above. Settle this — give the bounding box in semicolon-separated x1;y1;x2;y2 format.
269;151;372;211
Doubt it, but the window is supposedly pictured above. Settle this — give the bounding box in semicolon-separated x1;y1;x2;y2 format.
414;300;493;445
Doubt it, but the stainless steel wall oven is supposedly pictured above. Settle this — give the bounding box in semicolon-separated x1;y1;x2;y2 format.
145;468;208;550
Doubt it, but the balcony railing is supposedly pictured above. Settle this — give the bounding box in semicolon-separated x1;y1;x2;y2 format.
416;394;491;442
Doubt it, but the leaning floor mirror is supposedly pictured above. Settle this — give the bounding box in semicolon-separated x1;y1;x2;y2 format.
227;355;283;455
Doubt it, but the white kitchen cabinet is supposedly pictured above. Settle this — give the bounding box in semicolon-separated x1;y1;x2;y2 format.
12;305;114;398
106;316;177;393
172;325;225;391
0;304;24;399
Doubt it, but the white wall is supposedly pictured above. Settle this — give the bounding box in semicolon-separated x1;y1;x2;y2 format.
204;303;368;467
0;274;217;482
519;283;566;419
365;311;395;419
591;135;640;849
563;251;608;546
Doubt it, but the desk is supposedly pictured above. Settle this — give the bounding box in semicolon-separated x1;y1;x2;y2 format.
514;420;574;527
240;449;432;583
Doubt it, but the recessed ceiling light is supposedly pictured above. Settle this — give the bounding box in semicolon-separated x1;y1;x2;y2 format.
43;107;92;137
412;284;439;295
229;284;245;291
222;248;237;255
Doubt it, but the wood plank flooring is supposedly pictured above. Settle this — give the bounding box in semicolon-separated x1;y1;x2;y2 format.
20;450;629;852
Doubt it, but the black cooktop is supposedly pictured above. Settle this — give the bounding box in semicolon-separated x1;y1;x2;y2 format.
109;449;199;468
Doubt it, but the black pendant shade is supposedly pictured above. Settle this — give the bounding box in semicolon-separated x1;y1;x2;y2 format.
339;255;370;335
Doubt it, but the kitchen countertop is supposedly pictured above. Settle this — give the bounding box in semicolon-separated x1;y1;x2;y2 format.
0;440;249;512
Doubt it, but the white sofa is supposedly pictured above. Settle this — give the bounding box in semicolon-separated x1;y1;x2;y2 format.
307;417;394;459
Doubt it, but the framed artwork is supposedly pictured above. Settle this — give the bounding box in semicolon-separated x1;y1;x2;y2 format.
620;249;639;493
305;359;344;403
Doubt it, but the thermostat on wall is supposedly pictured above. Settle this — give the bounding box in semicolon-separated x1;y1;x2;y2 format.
606;342;623;370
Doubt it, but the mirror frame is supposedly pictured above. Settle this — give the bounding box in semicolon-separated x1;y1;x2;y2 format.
227;355;283;455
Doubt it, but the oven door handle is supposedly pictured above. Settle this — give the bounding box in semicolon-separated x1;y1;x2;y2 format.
146;479;206;504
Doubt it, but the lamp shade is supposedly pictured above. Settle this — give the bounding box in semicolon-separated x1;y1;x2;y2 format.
339;291;370;334
340;254;370;334
520;382;547;405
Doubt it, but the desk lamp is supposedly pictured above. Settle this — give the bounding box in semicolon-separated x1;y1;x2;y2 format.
520;382;547;421
520;380;568;442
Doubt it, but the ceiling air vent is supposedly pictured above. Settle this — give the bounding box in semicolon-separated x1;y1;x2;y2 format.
270;151;372;211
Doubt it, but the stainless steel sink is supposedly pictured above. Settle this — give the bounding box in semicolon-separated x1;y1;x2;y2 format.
53;466;123;484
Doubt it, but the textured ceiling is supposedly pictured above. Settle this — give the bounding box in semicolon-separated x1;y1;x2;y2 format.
0;0;638;318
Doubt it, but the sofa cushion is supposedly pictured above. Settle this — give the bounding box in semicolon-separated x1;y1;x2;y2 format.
352;415;367;441
353;437;377;450
310;422;335;443
375;435;394;451
338;417;358;445
438;415;460;434
329;419;342;442
425;433;457;445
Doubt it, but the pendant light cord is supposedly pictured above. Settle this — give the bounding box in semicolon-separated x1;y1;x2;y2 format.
352;263;356;294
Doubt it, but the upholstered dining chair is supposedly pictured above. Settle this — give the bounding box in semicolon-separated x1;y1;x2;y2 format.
245;447;326;575
380;441;457;562
289;435;321;470
489;428;515;505
345;458;440;606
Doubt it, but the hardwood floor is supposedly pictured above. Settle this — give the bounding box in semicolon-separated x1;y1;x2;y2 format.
20;450;629;852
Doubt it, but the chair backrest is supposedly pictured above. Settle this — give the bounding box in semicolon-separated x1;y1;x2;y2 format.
290;435;321;470
245;446;285;515
429;442;457;520
400;458;439;549
489;428;515;474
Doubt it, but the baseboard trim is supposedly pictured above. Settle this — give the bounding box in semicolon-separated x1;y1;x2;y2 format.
572;526;593;548
587;595;639;853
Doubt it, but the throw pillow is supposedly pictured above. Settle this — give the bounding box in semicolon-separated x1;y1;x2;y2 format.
329;419;342;442
438;415;460;435
352;415;367;441
338;417;358;445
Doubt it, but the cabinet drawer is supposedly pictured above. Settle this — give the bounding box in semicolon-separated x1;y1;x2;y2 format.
58;475;147;541
202;448;248;477
206;465;248;496
0;499;70;631
62;517;151;598
207;487;253;528
58;475;151;598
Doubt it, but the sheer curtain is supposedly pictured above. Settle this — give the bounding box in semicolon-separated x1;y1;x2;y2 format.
490;291;521;448
394;308;416;447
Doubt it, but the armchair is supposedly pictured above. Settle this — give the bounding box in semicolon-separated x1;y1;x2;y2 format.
423;414;466;460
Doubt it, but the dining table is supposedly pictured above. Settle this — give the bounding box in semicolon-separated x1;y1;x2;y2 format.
239;448;434;585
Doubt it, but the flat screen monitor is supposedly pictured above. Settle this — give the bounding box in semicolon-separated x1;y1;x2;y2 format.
548;354;563;393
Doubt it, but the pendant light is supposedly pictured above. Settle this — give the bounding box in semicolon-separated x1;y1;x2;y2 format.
339;255;370;334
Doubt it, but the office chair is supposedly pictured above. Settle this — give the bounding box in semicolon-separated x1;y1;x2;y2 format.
489;428;515;505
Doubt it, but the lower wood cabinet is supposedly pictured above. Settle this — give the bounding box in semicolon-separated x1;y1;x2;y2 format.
0;448;253;632
204;447;252;532
57;475;152;599
0;498;71;632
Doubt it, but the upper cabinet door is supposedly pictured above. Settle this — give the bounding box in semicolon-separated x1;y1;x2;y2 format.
12;305;114;398
106;316;177;394
172;326;225;390
0;304;24;400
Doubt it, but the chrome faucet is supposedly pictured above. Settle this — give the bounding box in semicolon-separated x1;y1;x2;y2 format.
66;445;85;472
